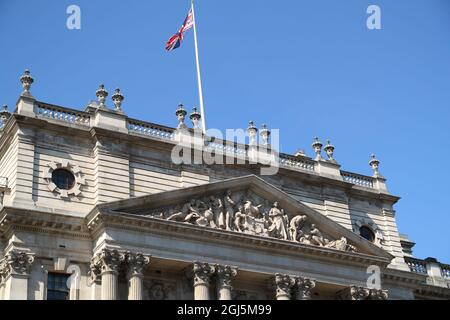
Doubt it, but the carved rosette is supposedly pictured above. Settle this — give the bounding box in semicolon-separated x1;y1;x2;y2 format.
336;285;371;300
369;289;389;300
91;249;126;278
216;265;238;289
274;273;295;299
126;252;150;279
0;250;35;281
192;261;215;287
294;276;316;300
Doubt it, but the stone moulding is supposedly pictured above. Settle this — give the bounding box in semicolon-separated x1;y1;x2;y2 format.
0;209;90;240
44;160;86;199
86;210;391;268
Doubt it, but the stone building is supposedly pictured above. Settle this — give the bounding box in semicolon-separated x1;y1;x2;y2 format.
0;70;448;300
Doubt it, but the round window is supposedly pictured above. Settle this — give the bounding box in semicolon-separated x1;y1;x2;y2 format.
359;226;375;242
51;169;75;190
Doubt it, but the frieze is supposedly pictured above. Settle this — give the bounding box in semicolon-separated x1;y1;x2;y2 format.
137;190;357;252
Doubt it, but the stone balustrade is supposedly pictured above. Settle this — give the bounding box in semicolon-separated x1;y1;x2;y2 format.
127;119;175;141
405;257;427;274
204;140;247;157
405;257;450;288
279;154;315;172
36;103;90;125
341;171;375;188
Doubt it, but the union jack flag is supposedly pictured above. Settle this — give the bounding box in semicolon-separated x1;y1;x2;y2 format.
165;8;194;51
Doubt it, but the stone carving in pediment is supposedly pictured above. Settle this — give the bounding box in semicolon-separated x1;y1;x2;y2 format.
138;190;357;253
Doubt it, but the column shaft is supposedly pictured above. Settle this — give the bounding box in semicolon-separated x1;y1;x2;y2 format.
194;283;210;300
128;275;143;300
101;271;118;300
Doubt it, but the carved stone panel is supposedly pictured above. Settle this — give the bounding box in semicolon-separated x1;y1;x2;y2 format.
136;189;357;253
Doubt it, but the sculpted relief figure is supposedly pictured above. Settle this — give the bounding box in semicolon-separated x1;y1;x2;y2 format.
306;224;327;246
203;196;218;228
222;190;236;231
154;191;357;253
267;202;289;240
167;199;198;223
244;200;263;219
325;237;356;252
289;215;307;242
234;204;247;232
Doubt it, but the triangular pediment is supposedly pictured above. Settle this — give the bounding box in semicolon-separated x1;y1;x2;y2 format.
97;175;392;259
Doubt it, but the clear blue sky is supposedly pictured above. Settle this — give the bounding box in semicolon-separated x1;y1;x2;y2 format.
1;0;449;262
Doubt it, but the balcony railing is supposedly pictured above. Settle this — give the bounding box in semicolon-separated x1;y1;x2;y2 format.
36;103;90;125
405;257;428;274
341;171;374;188
405;257;450;288
441;264;450;279
127;119;175;141
279;154;315;172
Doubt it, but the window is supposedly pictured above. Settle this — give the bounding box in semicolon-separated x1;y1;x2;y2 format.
51;169;75;190
360;226;375;242
47;273;70;300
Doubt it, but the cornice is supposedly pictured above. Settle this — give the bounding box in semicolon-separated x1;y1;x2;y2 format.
0;207;91;240
86;210;391;268
382;267;427;287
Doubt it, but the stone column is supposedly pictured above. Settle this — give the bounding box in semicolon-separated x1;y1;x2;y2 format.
91;249;125;300
216;265;238;300
0;250;35;300
274;273;295;300
126;253;150;300
192;261;215;300
294;276;316;300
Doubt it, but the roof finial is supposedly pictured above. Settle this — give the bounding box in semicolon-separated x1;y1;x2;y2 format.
190;107;201;129
312;137;324;161
96;84;108;109
247;121;258;145
369;154;382;178
259;124;271;145
175;104;188;129
20;69;34;95
324;139;336;162
111;88;124;113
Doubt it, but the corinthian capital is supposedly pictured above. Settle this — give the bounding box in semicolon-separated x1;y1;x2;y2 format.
91;248;125;276
274;273;295;299
0;250;35;280
126;252;150;278
294;276;316;300
336;285;370;300
192;261;215;287
216;265;238;288
369;288;389;300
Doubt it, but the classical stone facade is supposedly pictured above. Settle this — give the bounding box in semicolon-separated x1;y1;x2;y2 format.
0;70;449;300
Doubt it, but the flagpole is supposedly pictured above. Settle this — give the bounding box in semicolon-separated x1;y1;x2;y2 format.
191;0;207;134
